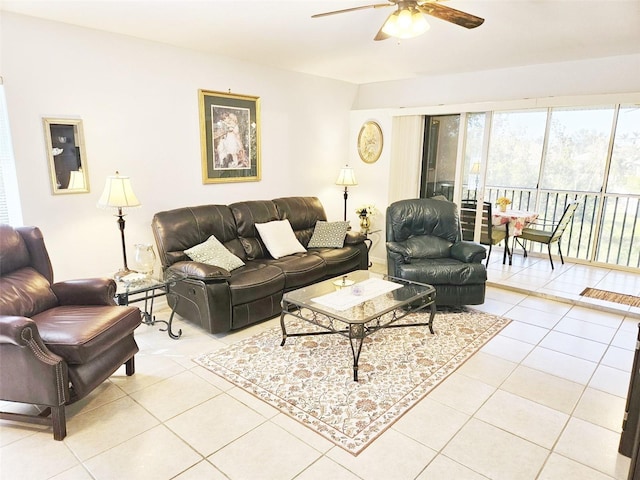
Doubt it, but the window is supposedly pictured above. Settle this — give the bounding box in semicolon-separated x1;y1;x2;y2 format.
420;102;639;268
487;110;546;189
0;82;23;226
541;106;615;192
608;105;640;195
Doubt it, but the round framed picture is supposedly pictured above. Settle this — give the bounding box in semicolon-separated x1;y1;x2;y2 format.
357;121;383;164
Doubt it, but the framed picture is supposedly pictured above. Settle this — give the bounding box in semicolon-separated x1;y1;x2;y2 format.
199;89;261;183
357;120;383;164
43;118;90;195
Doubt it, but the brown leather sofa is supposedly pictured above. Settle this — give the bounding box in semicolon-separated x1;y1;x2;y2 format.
0;225;141;440
152;196;369;334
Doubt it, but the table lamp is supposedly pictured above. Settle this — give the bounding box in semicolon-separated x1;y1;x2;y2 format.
335;166;357;221
97;171;141;280
67;169;86;190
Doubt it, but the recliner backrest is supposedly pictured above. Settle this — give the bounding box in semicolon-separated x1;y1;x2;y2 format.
152;204;244;267
230;200;280;260
386;198;461;243
273;197;327;246
0;225;58;317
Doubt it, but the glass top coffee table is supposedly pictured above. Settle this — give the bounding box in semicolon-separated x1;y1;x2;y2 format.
280;270;436;381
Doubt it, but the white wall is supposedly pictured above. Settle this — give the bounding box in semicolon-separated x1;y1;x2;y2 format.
346;110;393;266
1;13;358;280
4;12;638;280
355;54;640;110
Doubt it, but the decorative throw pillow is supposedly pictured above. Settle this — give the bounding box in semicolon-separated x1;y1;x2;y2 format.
184;235;245;271
307;221;350;248
255;219;306;259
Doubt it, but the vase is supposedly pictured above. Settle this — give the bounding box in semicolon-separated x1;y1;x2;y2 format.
499;204;507;212
359;215;371;233
134;243;156;277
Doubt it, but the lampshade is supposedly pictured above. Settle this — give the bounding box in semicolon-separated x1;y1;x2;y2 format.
97;171;141;208
382;8;430;39
67;170;85;190
335;167;358;187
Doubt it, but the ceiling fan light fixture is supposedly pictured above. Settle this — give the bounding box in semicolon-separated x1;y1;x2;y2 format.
381;7;430;39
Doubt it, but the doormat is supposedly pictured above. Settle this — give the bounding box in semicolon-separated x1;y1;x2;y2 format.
580;287;640;308
193;309;510;455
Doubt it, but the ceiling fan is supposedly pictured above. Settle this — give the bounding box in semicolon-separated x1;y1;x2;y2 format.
312;0;484;41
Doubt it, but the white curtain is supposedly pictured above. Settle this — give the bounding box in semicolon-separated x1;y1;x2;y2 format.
0;78;23;226
388;115;424;204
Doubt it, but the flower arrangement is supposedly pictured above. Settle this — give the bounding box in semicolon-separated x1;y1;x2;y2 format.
355;204;377;218
496;197;512;208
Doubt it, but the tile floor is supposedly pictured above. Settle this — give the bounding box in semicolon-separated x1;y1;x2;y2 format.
1;253;639;480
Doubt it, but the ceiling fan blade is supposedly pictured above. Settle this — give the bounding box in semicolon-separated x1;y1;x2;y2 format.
312;3;392;18
418;2;484;29
374;24;391;41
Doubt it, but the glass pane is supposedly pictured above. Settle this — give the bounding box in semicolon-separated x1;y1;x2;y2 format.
541;106;615;192
608;105;640;195
462;113;485;200
596;196;640;267
422;115;459;200
487;110;546;189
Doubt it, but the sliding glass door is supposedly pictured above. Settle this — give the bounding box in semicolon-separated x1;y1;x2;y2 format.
420;115;460;200
419;103;640;269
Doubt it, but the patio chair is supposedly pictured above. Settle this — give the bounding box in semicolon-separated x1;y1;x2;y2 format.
516;201;579;269
460;200;508;265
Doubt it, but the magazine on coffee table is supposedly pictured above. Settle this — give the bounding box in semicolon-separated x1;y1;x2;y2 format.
311;278;402;311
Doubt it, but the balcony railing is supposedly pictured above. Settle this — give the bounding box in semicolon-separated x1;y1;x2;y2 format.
474;187;640;269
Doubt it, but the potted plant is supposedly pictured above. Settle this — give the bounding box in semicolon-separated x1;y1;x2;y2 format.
355;204;377;233
496;197;512;212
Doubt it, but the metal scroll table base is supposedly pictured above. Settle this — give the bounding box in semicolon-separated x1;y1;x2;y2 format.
117;283;182;340
280;300;436;382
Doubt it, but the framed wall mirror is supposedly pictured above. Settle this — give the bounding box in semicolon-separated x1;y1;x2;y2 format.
43;117;90;194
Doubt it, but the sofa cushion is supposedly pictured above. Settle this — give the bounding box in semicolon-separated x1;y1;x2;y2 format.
262;253;326;290
397;258;487;285
255;220;306;259
32;305;141;364
307;221;350;248
185;235;245;271
311;245;363;277
227;263;286;305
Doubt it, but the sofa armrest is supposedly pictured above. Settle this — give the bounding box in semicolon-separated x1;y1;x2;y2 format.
386;241;410;262
168;261;231;281
450;241;486;263
0;315;62;364
344;230;366;245
52;278;117;306
0;315;67;408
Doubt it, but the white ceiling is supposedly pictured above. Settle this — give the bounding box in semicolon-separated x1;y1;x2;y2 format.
2;0;640;84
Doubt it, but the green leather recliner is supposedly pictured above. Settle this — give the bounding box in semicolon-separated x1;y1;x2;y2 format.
386;198;487;306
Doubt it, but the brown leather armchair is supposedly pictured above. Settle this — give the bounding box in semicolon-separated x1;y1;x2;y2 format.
0;225;141;440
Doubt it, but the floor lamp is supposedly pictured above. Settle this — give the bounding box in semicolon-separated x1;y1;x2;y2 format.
98;171;141;280
335;166;358;221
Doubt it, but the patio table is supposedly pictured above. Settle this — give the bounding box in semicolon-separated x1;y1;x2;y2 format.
492;209;539;265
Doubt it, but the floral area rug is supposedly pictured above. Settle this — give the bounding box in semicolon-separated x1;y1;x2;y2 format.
193;309;510;455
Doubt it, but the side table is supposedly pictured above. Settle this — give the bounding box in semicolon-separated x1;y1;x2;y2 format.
115;271;185;339
363;229;381;268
